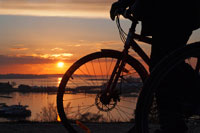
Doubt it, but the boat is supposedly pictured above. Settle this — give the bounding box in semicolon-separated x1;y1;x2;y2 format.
0;103;31;118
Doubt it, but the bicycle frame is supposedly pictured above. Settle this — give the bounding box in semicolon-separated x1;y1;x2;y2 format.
105;15;200;96
105;16;152;94
127;23;152;66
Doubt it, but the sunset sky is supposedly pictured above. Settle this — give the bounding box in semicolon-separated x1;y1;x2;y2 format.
0;0;200;74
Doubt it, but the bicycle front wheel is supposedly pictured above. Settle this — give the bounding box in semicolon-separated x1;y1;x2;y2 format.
135;42;200;133
57;50;148;133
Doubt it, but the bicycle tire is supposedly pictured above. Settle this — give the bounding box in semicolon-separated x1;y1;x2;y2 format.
135;42;200;133
57;49;148;133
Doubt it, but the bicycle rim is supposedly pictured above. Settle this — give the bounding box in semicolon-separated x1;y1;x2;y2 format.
57;50;148;133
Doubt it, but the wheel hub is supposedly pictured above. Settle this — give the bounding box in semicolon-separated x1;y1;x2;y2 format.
95;91;118;112
100;93;111;105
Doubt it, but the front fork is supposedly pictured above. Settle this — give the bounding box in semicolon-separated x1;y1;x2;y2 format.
105;36;133;96
104;22;137;99
105;49;128;96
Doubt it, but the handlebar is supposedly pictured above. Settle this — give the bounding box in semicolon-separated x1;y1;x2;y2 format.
115;8;138;23
115;8;152;45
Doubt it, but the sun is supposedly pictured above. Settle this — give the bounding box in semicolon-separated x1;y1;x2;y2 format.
57;62;64;68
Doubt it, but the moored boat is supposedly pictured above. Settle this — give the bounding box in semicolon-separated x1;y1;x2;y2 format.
0;103;31;118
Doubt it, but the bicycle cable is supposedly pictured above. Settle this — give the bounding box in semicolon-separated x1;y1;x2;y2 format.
116;15;128;44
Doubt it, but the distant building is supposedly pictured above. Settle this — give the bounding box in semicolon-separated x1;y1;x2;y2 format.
0;82;13;89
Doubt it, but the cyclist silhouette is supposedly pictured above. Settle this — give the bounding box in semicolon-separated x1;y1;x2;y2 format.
110;0;200;132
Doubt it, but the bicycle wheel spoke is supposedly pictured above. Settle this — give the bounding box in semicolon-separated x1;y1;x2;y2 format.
67;79;79;88
105;57;108;80
117;105;134;110
91;60;99;85
120;99;136;103
98;58;106;85
77;68;94;86
108;111;115;121
96;110;101;116
84;63;96;86
80;104;94;115
107;58;114;78
67;104;95;115
116;108;131;121
107;111;111;122
68;104;94;109
116;105;133;117
63;96;92;101
115;107;127;121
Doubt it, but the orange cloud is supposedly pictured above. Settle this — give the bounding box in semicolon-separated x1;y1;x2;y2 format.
10;47;29;51
51;47;63;51
0;0;113;18
39;53;73;59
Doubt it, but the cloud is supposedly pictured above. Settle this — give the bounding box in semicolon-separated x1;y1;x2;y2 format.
0;55;55;65
22;52;73;59
58;53;73;57
35;48;45;51
10;47;29;51
68;0;114;4
0;54;76;65
39;53;73;59
0;0;113;18
51;47;63;51
0;0;114;4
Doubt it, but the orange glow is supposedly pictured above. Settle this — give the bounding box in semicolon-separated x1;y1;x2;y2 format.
57;114;61;122
0;63;72;74
57;62;64;68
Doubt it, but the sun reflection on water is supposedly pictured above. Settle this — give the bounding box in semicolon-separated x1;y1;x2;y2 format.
57;77;62;87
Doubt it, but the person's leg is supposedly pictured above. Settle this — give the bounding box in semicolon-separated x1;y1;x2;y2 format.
151;30;192;132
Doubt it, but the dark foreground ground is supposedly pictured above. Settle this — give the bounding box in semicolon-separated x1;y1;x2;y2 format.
0;122;67;133
0;122;200;133
0;122;133;133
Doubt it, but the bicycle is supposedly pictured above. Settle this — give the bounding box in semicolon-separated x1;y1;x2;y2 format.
57;8;151;132
57;6;200;133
